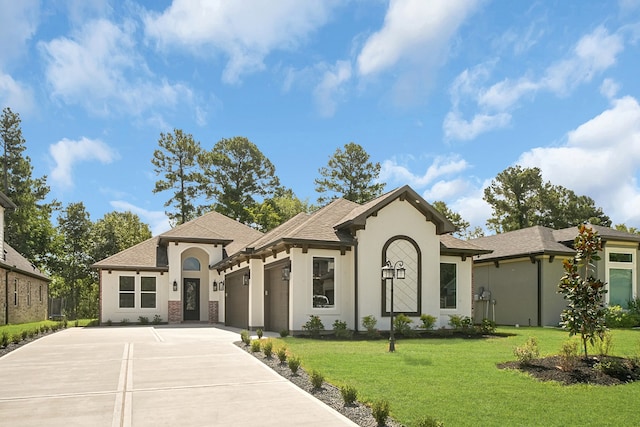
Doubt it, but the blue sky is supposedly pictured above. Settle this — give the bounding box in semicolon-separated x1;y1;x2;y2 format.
1;0;640;236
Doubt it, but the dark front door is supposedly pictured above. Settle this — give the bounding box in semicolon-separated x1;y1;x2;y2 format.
183;279;200;321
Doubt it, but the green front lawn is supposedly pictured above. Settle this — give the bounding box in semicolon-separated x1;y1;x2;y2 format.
277;328;640;427
0;318;97;338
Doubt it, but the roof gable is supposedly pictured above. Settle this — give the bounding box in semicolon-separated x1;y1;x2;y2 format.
334;185;455;235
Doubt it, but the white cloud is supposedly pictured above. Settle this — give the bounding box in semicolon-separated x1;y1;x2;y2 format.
357;0;479;76
40;18;194;117
445;26;626;141
49;137;117;188
422;178;473;201
143;0;336;84
518;96;640;227
600;78;620;99
0;73;34;113
380;155;469;188
313;60;352;117
110;200;171;236
0;0;39;66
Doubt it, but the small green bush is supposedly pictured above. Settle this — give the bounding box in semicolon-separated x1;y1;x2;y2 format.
11;334;21;344
394;313;415;336
419;314;437;330
371;399;390;427
477;318;496;334
596;330;614;356
276;346;287;363
240;330;251;346
288;356;301;374
62;319;68;328
256;328;263;339
106;319;113;326
340;384;358;405
605;305;639;328
302;315;324;338
362;315;379;338
449;315;473;330
21;330;28;340
415;415;445;427
310;370;324;389
152;315;162;325
0;331;9;347
514;337;539;365
559;339;578;371
279;329;289;338
333;320;353;339
262;339;273;358
250;339;261;353
27;329;36;339
120;318;130;326
138;316;149;325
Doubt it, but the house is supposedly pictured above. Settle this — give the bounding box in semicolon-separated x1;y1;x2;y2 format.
469;225;640;327
0;191;50;325
94;186;490;332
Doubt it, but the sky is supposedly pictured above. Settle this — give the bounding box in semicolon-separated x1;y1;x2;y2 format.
1;0;640;236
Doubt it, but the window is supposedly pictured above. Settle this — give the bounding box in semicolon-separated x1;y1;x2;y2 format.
610;253;633;263
141;277;157;308
119;276;135;308
440;263;457;309
312;257;335;308
610;269;632;306
183;257;201;271
39;285;43;303
13;279;18;306
27;282;31;306
382;236;421;316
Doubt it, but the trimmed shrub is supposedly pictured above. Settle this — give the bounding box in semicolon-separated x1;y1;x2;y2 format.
279;329;289;338
416;415;445;427
514;337;539;365
11;334;21;344
250;339;261;353
340;384;358;405
477;318;496;334
0;331;9;347
371;399;390;427
262;339;273;358
419;314;437;330
302;315;324;338
394;313;415;336
288;356;301;374
138;316;149;325
605;305;639;328
449;315;473;330
362;315;379;339
559;339;578;371
310;370;324;389
596;330;614;356
240;330;251;346
152;315;163;325
333;320;353;339
276;346;287;363
256;328;263;339
120;318;130;326
21;330;28;340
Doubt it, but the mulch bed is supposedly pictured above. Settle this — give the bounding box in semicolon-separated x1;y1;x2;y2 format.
497;355;640;386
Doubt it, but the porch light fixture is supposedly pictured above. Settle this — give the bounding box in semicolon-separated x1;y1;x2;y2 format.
282;265;291;281
381;260;405;352
173;280;178;291
243;272;250;286
219;281;224;291
212;281;218;292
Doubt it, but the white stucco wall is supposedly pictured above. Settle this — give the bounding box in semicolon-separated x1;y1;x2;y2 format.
100;270;168;323
439;255;473;328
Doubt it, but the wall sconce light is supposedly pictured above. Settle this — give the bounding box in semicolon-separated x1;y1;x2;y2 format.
282;265;290;281
243;272;250;286
219;281;224;291
212;281;218;292
173;280;178;291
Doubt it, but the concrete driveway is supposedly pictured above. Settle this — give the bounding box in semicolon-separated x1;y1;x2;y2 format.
0;326;357;427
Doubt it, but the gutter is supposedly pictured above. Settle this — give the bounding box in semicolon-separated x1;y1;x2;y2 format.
4;268;8;325
354;237;359;333
537;259;542;327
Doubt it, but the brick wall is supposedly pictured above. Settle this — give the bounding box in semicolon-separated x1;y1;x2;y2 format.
0;269;48;325
208;301;219;323
168;300;182;323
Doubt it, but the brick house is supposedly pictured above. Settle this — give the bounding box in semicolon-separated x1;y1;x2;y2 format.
0;191;50;325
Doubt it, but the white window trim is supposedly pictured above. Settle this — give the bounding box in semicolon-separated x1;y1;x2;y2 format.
119;276;136;309
310;256;338;312
605;247;637;306
140;277;157;309
440;262;458;310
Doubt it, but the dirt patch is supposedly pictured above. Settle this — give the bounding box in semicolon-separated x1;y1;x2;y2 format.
498;355;640;386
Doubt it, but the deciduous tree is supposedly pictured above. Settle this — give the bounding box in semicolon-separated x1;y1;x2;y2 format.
315;142;385;205
432;201;484;239
250;188;309;232
151;129;205;226
92;211;152;261
200;136;281;225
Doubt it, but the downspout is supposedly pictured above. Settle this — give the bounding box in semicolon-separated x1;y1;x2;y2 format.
4;268;8;325
537;259;542;327
354;236;359;333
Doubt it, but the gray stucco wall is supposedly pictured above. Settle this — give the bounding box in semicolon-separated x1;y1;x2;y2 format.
541;257;570;327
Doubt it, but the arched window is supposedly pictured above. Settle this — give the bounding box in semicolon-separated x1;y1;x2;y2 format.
381;236;421;316
183;257;201;271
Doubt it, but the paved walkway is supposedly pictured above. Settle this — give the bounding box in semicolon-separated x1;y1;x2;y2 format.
0;326;357;426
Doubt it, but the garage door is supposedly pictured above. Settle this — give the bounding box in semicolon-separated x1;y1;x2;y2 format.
225;271;249;329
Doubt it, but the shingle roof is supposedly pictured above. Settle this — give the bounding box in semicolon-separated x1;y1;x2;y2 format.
0;242;49;281
439;234;492;256
470;226;575;262
335;185;456;234
92;211;263;270
553;224;640;245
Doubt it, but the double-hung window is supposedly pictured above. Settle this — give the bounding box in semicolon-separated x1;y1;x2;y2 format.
119;276;135;308
141;277;157;308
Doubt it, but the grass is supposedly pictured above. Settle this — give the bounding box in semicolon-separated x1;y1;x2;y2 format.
278;327;640;427
0;318;98;338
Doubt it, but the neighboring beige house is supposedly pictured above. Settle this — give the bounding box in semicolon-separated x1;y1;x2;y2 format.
469;225;640;327
94;186;489;332
0;191;50;325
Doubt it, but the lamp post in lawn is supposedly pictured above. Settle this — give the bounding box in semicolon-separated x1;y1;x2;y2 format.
381;260;405;352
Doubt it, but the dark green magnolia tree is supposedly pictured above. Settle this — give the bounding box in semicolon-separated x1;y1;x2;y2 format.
558;224;608;359
0;107;57;267
432;200;484;240
250;187;310;232
315;142;385;205
92;211;152;261
484;166;610;233
200;136;281;225
151;129;206;226
50;202;94;319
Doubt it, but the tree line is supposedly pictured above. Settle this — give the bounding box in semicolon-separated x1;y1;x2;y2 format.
0;107;634;318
